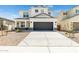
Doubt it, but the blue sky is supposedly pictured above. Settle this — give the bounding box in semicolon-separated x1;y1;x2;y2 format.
0;5;76;20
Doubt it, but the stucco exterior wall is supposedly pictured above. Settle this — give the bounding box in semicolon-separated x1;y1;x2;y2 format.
3;20;15;30
59;15;79;31
57;6;79;31
19;6;52;18
60;21;73;31
0;20;3;28
73;22;79;30
29;7;49;17
0;19;14;31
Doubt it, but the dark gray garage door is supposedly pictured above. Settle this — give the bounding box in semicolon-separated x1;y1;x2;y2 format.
33;22;53;30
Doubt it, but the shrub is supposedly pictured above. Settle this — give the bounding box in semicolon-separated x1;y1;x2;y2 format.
16;29;22;32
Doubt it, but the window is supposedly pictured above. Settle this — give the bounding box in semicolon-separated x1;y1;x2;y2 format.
35;9;38;13
23;15;29;17
21;22;25;28
23;12;29;17
76;10;79;14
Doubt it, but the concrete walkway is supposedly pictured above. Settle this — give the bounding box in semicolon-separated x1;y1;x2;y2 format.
18;31;79;47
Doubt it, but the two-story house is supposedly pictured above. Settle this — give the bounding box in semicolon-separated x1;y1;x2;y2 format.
57;6;79;31
15;6;57;30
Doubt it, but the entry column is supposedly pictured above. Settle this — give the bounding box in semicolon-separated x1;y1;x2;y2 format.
25;20;27;28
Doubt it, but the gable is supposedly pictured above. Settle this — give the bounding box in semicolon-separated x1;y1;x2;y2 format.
32;13;54;18
35;14;50;17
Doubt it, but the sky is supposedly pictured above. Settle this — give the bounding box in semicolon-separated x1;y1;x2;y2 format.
0;5;76;20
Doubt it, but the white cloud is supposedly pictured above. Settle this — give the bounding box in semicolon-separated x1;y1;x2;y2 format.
0;12;19;20
8;14;19;20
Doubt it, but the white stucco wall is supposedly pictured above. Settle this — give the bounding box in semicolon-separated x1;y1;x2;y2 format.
29;7;49;17
19;6;52;17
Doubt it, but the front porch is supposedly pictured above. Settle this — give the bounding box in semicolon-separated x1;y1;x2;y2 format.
15;20;30;30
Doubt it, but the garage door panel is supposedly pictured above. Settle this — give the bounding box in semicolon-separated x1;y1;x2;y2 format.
33;22;53;30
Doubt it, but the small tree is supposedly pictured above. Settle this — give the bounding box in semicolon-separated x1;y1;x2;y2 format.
67;30;75;38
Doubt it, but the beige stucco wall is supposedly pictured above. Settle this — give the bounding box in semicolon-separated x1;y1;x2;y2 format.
73;22;79;30
0;20;3;28
0;19;14;30
60;20;73;31
59;15;79;31
3;20;15;30
57;6;79;31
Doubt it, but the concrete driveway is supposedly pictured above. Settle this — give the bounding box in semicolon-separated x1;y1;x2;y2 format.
18;31;79;47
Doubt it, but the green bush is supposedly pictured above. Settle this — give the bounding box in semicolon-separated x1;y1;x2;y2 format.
16;29;22;32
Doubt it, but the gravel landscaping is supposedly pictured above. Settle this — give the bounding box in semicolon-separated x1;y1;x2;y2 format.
58;31;79;44
71;33;79;44
0;31;30;46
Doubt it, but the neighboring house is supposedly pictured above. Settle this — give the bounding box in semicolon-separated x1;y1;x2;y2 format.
57;6;79;31
15;6;57;30
0;17;15;31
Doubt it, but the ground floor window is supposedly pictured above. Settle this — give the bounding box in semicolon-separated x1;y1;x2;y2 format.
21;22;25;28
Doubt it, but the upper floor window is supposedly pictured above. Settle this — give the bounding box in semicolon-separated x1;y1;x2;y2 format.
35;9;38;13
23;12;29;17
76;10;79;14
23;15;29;17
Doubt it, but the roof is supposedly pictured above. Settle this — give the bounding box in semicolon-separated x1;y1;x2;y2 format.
15;18;29;19
63;14;79;20
31;13;54;18
0;17;14;22
15;18;30;20
32;5;47;8
62;14;79;22
15;13;55;20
